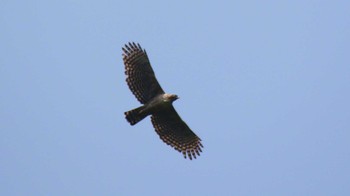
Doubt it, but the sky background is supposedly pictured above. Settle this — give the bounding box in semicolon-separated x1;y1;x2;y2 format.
1;0;350;195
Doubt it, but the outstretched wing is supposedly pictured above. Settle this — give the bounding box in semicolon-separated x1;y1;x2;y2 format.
123;42;164;104
151;106;203;160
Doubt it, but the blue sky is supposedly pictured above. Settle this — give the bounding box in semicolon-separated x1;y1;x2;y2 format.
1;0;350;195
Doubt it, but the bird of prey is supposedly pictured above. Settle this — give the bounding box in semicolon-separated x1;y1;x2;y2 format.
122;42;203;160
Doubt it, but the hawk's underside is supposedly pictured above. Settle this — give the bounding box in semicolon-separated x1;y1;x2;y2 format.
123;42;203;160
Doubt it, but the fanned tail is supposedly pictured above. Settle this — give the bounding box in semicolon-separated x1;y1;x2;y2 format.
125;106;148;125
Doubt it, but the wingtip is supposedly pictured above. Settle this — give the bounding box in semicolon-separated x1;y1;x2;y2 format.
122;42;144;53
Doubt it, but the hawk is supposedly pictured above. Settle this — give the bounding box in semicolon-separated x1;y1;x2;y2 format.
122;42;203;160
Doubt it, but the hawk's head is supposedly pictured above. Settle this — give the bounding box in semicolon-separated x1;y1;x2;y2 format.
163;93;179;102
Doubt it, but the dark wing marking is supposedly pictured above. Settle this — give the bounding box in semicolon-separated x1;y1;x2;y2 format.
123;42;164;104
151;106;203;160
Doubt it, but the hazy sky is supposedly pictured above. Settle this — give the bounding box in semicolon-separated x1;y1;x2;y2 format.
1;0;350;195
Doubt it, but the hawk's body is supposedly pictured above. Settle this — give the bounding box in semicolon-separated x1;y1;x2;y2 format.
123;42;203;160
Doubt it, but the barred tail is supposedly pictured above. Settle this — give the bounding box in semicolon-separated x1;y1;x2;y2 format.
125;106;148;125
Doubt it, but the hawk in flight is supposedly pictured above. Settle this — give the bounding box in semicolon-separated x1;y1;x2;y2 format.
123;42;203;160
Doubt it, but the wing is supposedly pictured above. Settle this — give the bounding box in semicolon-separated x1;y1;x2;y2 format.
151;106;203;160
123;42;164;104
